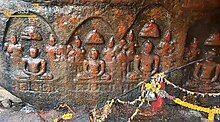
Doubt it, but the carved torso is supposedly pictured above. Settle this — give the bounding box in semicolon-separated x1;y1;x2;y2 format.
141;54;154;73
197;61;217;80
46;45;57;60
161;42;173;56
117;46;127;63
104;47;116;62
23;57;45;74
85;59;104;76
75;47;85;62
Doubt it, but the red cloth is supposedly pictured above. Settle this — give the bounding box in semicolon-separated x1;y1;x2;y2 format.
160;82;165;90
151;97;165;112
151;82;166;112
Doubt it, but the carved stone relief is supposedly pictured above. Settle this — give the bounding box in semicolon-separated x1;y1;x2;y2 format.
183;17;220;95
0;0;219;109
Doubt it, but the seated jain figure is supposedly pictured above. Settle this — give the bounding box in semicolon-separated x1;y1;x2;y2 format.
190;50;220;90
77;48;110;80
127;41;160;80
18;48;53;80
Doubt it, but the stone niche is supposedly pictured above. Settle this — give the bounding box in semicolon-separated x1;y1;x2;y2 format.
0;0;219;109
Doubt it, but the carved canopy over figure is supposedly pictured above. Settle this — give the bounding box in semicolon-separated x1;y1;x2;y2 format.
19;47;53;80
85;30;104;44
4;35;23;58
21;26;42;41
77;48;110;81
204;33;220;46
139;20;160;38
190;49;220;91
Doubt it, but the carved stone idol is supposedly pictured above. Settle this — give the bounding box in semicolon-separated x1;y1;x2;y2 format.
77;48;110;81
1;0;220;111
4;35;23;58
18;47;53;80
103;36;117;76
190;50;220;91
45;34;58;61
139;20;160;38
68;36;85;63
185;37;200;61
140;41;160;80
116;39;128;81
159;31;175;71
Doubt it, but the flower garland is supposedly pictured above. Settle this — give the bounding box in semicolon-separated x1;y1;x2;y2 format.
160;74;220;97
90;72;220;122
173;98;220;121
154;73;220;121
91;99;115;122
53;103;75;122
90;78;167;122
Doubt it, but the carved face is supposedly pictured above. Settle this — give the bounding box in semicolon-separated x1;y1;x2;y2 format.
145;42;153;54
49;35;56;46
30;48;39;58
75;39;82;48
119;39;126;46
108;38;115;48
128;31;134;42
10;36;17;44
90;49;99;60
